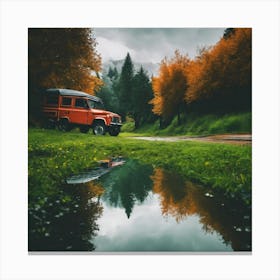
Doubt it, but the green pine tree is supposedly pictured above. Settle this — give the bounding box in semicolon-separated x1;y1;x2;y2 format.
131;66;154;128
107;66;114;80
113;67;119;79
118;53;134;120
96;71;120;113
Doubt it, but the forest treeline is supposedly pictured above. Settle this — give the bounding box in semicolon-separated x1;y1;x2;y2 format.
28;28;251;129
98;28;251;128
151;28;251;127
96;53;155;128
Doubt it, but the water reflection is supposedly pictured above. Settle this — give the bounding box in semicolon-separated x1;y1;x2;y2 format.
151;168;251;251
28;181;103;251
28;160;251;252
95;196;232;251
100;160;153;218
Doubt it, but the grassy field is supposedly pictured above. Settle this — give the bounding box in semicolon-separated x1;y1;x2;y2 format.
121;112;251;136
28;128;252;205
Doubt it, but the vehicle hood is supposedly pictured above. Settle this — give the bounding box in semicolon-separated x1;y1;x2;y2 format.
91;109;120;118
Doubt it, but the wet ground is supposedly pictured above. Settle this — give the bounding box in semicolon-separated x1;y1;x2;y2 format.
130;134;252;145
28;159;251;252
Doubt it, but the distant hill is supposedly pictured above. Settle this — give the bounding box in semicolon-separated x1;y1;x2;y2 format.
102;59;160;77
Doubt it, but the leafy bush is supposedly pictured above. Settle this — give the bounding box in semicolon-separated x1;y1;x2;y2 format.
122;112;251;136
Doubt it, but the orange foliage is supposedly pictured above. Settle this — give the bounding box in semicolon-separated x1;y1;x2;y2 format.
150;28;252;116
151;168;250;250
150;51;190;120
42;70;103;95
185;28;252;104
29;28;103;96
85;181;105;197
151;168;197;222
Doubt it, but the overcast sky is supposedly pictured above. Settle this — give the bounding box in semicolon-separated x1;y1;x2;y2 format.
93;28;225;64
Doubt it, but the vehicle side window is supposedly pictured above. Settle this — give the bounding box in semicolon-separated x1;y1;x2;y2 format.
75;98;88;108
88;99;104;109
46;95;58;105
61;97;72;107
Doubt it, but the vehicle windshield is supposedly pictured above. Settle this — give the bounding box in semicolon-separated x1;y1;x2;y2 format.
88;99;104;110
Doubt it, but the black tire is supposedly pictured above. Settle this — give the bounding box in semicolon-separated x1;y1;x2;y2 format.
43;119;56;129
80;126;90;133
109;127;120;136
92;121;106;135
58;119;71;132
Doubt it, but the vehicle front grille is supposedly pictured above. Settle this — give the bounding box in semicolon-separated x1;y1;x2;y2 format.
112;117;120;123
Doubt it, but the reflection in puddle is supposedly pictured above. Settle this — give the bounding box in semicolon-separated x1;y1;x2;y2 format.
28;182;103;251
66;157;126;184
28;160;251;252
95;197;231;252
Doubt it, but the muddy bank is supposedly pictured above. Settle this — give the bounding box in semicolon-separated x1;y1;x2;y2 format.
130;134;252;145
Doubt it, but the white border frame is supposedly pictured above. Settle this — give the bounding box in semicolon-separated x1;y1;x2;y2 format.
1;0;280;279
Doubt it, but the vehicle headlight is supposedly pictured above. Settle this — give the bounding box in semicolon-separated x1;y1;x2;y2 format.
111;116;121;123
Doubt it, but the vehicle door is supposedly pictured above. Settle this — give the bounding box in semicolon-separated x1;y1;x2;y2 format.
70;98;90;125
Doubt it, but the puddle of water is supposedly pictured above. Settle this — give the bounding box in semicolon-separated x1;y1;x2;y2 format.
66;157;125;184
94;193;232;252
28;160;251;252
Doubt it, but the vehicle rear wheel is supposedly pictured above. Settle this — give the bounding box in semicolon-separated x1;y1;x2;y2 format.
58;119;71;132
109;127;120;136
43;119;56;129
80;126;89;133
93;121;106;135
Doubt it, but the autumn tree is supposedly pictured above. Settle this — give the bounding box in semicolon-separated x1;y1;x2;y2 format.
185;28;252;113
150;51;190;126
151;168;191;222
223;28;235;39
151;168;250;250
28;28;102;123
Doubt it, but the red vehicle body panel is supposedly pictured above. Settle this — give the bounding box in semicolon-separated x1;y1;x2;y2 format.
42;88;122;135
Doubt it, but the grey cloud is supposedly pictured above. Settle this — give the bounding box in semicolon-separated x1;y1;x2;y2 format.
93;28;225;63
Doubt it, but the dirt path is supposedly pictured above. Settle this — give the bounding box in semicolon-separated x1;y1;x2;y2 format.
130;134;252;145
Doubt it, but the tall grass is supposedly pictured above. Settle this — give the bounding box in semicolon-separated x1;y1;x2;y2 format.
121;112;251;136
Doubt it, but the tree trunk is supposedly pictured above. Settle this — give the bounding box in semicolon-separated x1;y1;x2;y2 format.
159;117;163;129
134;115;140;129
177;112;181;125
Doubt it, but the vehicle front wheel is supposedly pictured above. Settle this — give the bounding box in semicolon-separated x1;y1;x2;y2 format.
93;122;106;135
108;127;120;136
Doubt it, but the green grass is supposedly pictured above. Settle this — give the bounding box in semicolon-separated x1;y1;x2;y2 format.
29;128;252;204
121;112;252;136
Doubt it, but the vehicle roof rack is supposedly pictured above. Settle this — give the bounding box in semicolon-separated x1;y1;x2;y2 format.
45;88;101;102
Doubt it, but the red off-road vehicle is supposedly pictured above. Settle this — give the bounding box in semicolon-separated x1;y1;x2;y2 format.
42;88;122;136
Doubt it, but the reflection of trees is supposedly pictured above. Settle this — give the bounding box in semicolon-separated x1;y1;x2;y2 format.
152;168;194;222
29;181;103;251
101;160;153;218
151;168;251;251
